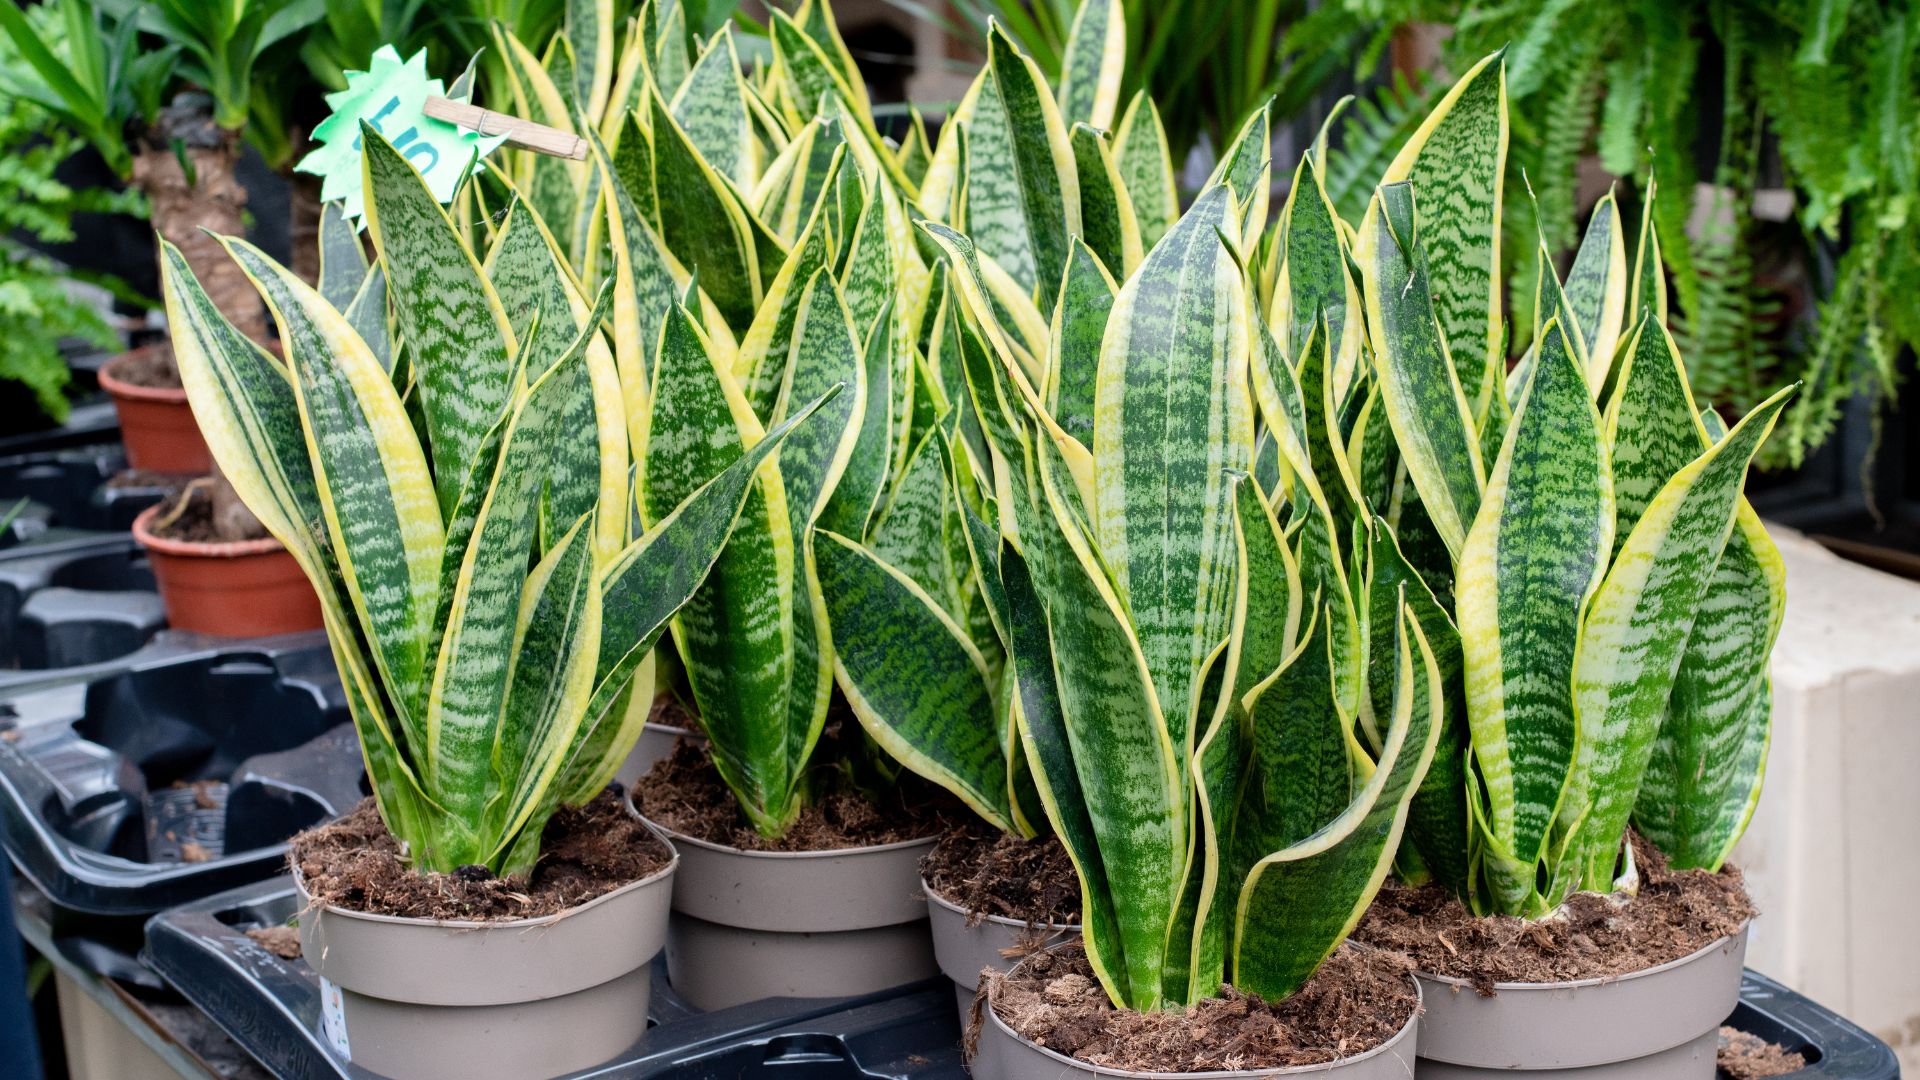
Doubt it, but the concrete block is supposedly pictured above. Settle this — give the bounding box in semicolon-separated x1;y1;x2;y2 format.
1735;525;1920;1071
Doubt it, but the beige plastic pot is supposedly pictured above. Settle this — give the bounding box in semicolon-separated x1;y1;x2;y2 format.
616;721;702;789
654;821;938;1010
924;878;1079;1017
971;946;1422;1080
292;824;678;1080
1413;923;1749;1077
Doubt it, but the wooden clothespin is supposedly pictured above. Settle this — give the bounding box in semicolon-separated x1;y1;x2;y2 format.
423;97;587;161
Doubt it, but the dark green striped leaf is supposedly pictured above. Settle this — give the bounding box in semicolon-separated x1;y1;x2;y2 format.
1069;123;1142;279
1057;0;1124;129
1113;92;1178;252
1045;239;1117;441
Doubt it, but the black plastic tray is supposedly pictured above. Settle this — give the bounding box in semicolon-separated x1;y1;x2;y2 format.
0;635;359;922
1729;970;1902;1078
0;445;180;676
145;876;968;1079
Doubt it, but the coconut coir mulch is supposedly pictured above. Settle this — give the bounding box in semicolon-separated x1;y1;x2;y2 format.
1717;1027;1809;1078
984;942;1416;1072
631;737;960;852
290;789;670;921
922;820;1080;927
146;482;270;544
1353;836;1754;992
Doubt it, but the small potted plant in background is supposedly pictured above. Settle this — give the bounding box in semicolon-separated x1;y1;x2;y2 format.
1340;54;1793;1077
161;125;834;1080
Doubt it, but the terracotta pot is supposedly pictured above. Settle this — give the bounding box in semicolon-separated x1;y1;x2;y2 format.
100;349;211;474
132;504;323;637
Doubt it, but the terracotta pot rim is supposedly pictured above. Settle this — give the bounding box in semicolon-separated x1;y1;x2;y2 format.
132;502;288;559
100;348;188;405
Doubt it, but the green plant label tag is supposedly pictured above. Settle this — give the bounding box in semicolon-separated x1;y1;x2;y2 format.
296;45;507;227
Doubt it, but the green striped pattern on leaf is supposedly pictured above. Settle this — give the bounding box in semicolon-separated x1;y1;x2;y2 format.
361;126;517;516
738;154;841;418
1635;501;1783;870
1113;93;1178;252
671;28;755;189
1630;177;1668;324
1058;0;1124;129
1604;317;1702;556
982;24;1081;310
1207;102;1272;243
819;299;896;539
1045;239;1118;441
1455;321;1610;903
649;86;760;331
1361;182;1486;559
1091;186;1253;761
592;127;682;452
1567;386;1793;891
225;238;444;738
1561;191;1629;390
1234;603;1443;1000
1070;123;1142;280
317;201;367;312
567;0;614;120
1375;52;1508;393
816;530;1013;830
1275;152;1360;396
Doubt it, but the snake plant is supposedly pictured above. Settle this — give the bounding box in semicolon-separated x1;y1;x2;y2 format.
159;124;835;877
1342;55;1794;917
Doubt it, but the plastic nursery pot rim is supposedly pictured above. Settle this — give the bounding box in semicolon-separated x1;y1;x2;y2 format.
922;876;1079;933
132;502;290;560
648;819;938;860
1409;918;1752;992
289;820;679;931
984;946;1422;1078
99;349;188;405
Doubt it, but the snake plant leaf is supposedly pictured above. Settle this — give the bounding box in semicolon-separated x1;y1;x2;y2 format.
1367;521;1472;897
819;299;897;539
1455;319;1611;907
482;512;601;873
871;428;956;607
738;149;843;418
649;84;761;331
1630;176;1668;325
1058;0;1125;130
1239;603;1359;866
567;384;843;805
1273;152;1364;401
816;529;1014;830
1029;436;1186;1010
1000;544;1133;1007
341;266;391;375
1113;92;1178;253
1045;239;1119;442
783;0;871;120
1249;321;1329;515
496;28;586;256
1069;123;1144;280
1092;185;1254;766
642;302;806;835
978;23;1081;311
423;324;590;833
614;113;658;228
592;126;684;452
1207;100;1273;246
567;0;615;121
1636;498;1783;870
1560;190;1629;392
1566;384;1794;891
361;125;517;517
317;201;367;312
162;241;436;844
838;171;900;340
481;201;629;559
646;0;690;95
1604;316;1705;557
1234;602;1444;1000
671;26;756;189
1186;472;1304;998
897;105;933;187
1370;51;1508;396
1360;181;1486;560
223;237;444;732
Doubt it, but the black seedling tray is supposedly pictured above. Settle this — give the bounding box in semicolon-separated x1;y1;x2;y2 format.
0;444;182;677
1726;970;1902;1079
145;875;969;1080
0;635;359;924
0;398;122;459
